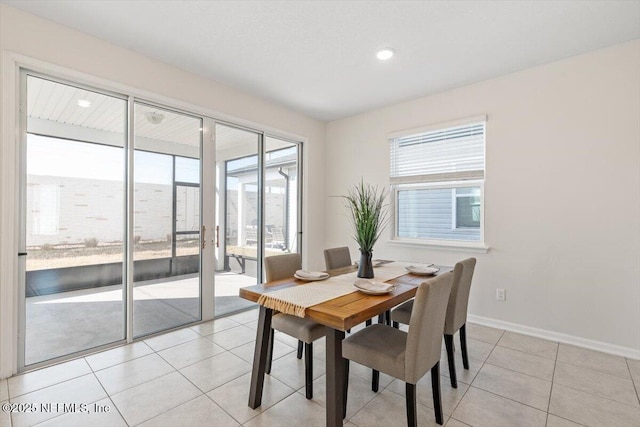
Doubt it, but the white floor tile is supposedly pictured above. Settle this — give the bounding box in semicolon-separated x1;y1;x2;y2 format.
207;372;295;424
8;359;92;398
110;372;201;426
189;318;240;336
230;339;294;364
144;328;201;352
0;401;11;427
545;414;584;427
465;323;504;345
10;374;106;427
452;386;547;427
95;353;174;395
497;332;558;360
158;338;225;369
243;391;327;427
472;363;551;411
138;395;239;427
0;379;7;402
549;383;640;427
267;352;325;390
349;389;445;427
486;345;555;381
180;351;251;393
557;344;631;379
553;362;639;407
209;325;257;350
303;373;379;420
85;341;153;372
34;397;126;427
386;376;469;416
226;309;259;324
445;418;472;427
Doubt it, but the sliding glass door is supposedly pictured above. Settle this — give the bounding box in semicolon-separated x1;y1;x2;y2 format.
22;75;127;365
19;75;206;368
132;103;202;337
264;136;300;258
213;125;302;316
18;70;301;369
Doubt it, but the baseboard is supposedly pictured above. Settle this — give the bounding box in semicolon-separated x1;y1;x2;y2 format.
467;314;640;360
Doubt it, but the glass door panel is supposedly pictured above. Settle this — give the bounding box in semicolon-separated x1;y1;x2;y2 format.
23;75;127;366
133;103;202;337
214;123;261;316
264;137;300;258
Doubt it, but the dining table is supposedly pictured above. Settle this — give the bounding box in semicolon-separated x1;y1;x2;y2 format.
239;261;452;427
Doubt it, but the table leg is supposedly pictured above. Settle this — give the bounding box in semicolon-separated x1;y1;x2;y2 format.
326;328;345;427
248;306;273;409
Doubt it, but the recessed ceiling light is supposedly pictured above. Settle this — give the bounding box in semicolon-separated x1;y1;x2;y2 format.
77;99;91;108
376;48;395;61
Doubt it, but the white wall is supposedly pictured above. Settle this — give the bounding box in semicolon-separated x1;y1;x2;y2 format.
0;4;326;377
325;40;640;355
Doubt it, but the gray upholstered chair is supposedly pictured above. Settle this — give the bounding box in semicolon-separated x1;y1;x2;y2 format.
342;273;454;425
391;257;476;388
324;246;352;270
264;253;326;399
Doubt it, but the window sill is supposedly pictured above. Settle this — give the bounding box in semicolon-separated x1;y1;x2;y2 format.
387;238;490;253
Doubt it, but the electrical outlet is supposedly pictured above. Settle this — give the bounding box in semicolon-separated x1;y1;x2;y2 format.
496;288;506;301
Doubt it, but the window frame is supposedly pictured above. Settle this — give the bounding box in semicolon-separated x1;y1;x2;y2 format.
388;116;488;252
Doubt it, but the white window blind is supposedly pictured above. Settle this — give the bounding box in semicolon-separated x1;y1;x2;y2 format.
390;122;485;184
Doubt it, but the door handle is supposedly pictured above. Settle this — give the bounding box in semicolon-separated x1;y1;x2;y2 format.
18;252;27;256
215;225;220;248
201;225;206;249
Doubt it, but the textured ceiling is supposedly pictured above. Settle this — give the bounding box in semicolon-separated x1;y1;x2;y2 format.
4;1;640;121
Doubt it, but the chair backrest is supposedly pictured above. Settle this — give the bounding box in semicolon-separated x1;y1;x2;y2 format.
264;253;302;282
405;272;454;384
444;258;477;335
323;247;352;270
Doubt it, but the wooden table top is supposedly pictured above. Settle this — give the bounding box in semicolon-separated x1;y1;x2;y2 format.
239;264;452;331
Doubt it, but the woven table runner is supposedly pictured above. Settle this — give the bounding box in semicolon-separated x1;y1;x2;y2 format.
257;262;415;317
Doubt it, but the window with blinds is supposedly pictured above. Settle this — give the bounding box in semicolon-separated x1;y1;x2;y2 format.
390;118;486;244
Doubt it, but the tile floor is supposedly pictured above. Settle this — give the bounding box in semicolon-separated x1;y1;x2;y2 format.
2;311;639;426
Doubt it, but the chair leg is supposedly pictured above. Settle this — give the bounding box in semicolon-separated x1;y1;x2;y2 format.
265;328;274;374
347;329;351;333
385;310;391;325
297;340;303;359
460;323;469;370
304;342;313;399
372;369;379;392
365;319;372;327
392;321;399;329
406;382;417;427
343;359;350;419
431;362;444;425
444;334;457;388
377;314;384;324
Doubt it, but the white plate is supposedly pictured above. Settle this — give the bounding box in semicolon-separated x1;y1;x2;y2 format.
353;279;396;295
355;286;396;295
294;273;329;281
405;265;439;275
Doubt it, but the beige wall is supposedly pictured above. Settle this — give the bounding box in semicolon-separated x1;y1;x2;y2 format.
326;40;640;354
